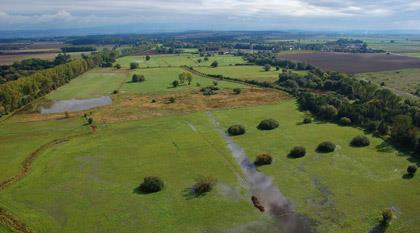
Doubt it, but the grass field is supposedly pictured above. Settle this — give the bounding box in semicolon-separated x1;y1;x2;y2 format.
0;112;261;233
364;38;420;53
115;54;247;68
195;66;307;83
46;69;130;100
1;50;419;233
212;101;420;233
0;100;418;233
121;67;247;94
355;69;420;99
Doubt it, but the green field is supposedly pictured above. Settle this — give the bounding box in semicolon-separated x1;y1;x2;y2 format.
46;70;130;100
1;51;419;233
121;67;247;94
196;66;307;83
363;38;420;53
1;100;418;233
355;69;420;99
115;54;246;68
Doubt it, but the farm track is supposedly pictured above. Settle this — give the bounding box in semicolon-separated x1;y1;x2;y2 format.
0;132;90;233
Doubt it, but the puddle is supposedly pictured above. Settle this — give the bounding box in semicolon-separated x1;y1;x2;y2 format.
40;96;112;114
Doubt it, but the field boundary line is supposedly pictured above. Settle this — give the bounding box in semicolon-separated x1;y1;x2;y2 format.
0;132;89;233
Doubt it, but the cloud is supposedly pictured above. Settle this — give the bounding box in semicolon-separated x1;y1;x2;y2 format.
0;0;420;30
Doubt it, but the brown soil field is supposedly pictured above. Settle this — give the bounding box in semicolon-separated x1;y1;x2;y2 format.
17;88;289;123
278;52;420;73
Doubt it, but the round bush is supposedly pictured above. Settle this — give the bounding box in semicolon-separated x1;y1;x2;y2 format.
192;176;217;195
339;117;351;126
350;135;370;147
254;154;273;166
138;176;164;193
317;141;336;153
227;125;246;136
233;88;241;94
303;116;312;124
289;146;306;158
257;119;279;130
407;165;417;175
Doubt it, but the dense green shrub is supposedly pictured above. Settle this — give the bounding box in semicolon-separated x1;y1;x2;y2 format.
289;146;306;158
233;88;241;94
192;176;217;195
138;176;164;193
339;117;351;126
211;61;218;67
114;64;121;69
257;119;279;130
130;62;139;69
407;165;417;175
350;135;370;147
228;125;246;136
365;121;379;132
377;122;390;135
254;154;273;166
132;74;145;82
319;105;338;120
317;141;336;153
172;80;179;87
381;209;393;226
303;116;312;124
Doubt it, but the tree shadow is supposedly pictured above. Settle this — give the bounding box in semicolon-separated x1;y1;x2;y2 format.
132;186;160;195
182;187;207;200
402;173;414;179
369;223;389;233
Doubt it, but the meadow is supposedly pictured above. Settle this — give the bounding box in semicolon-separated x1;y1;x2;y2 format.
1;100;418;233
115;54;247;68
196;66;307;83
0;52;419;233
356;69;420;99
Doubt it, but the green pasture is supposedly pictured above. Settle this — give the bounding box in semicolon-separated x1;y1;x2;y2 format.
355;68;420;99
46;70;130;100
212;101;420;233
0;112;261;233
115;54;247;68
196;66;307;83
0;100;418;233
120;67;247;94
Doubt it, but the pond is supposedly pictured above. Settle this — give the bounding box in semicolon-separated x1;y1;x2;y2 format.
40;96;112;114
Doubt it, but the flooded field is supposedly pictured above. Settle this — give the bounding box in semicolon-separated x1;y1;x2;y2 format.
40;96;112;114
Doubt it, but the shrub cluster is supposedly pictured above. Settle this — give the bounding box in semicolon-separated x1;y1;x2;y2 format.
339;117;351;126
303;116;312;124
289;146;306;158
192;176;217;195
350;135;370;147
257;119;279;130
228;125;246;136
233;88;241;94
317;141;336;153
132;74;145;82
407;165;417;175
254;154;273;166
138;176;164;193
201;86;219;96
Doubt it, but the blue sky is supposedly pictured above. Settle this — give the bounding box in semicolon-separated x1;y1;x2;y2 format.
1;0;420;31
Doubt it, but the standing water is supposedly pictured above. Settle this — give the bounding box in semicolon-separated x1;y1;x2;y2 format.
207;112;313;233
40;96;112;114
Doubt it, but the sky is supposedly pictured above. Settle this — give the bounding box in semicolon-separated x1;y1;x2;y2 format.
1;0;420;32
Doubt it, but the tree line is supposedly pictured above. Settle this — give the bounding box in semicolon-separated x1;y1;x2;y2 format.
0;52;112;116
